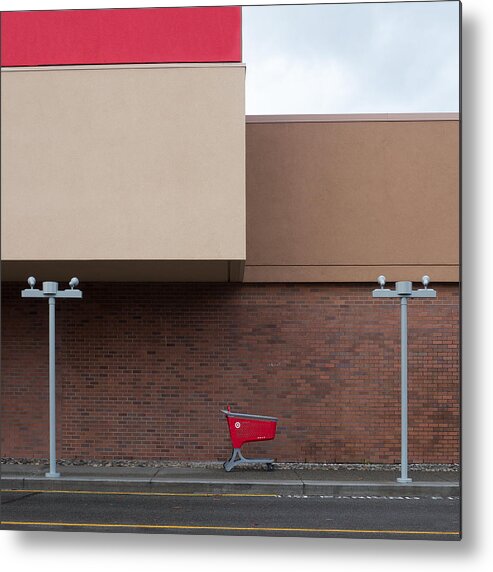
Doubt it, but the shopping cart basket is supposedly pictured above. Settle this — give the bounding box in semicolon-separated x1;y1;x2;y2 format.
221;406;278;472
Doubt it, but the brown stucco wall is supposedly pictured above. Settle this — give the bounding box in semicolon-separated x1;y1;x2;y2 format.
1;64;246;268
245;118;459;282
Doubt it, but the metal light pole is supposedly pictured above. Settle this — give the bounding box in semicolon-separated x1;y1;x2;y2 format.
372;275;436;484
22;277;83;478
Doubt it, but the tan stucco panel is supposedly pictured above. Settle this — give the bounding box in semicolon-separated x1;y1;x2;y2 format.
1;65;245;262
246;120;459;279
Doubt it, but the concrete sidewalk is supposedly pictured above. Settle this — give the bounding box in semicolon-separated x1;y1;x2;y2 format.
1;463;460;496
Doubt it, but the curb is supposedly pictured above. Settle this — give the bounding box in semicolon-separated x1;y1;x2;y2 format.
1;476;460;497
302;481;459;496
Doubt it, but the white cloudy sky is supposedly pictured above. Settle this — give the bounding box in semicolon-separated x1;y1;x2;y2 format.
243;1;460;114
1;0;459;114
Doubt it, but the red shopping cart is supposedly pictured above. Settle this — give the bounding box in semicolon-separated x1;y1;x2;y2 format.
221;406;278;472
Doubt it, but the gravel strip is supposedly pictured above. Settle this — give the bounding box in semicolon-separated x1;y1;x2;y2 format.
0;457;459;472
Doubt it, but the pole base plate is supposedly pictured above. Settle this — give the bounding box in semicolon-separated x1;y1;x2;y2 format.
45;472;61;478
397;477;412;484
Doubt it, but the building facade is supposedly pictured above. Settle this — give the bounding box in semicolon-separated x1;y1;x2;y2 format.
1;7;459;463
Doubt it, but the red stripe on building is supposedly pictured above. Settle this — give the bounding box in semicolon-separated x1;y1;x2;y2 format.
1;7;242;66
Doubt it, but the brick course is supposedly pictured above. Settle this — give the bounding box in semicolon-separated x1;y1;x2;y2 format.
1;282;460;463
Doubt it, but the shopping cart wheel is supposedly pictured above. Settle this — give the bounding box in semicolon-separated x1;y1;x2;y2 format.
223;461;234;472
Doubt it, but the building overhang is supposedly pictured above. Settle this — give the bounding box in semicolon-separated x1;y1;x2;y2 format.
1;63;246;282
1;260;245;283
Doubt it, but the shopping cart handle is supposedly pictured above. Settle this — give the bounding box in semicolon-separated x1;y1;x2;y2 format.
220;409;278;422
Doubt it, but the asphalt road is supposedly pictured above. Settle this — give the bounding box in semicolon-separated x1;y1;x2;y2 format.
0;489;461;540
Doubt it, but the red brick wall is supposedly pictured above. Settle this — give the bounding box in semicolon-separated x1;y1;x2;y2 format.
1;282;460;463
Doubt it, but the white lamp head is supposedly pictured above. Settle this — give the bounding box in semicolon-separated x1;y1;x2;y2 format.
422;275;430;289
377;275;386;289
69;277;79;290
27;276;36;289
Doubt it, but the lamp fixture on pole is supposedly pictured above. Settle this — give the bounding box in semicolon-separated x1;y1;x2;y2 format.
22;277;83;478
372;276;436;484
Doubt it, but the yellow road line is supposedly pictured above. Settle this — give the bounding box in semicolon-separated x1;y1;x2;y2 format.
1;489;277;498
0;520;460;535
